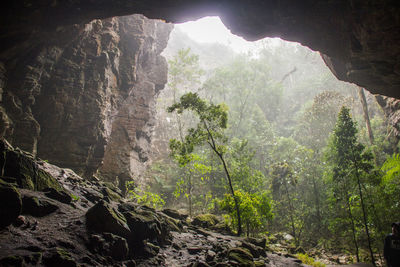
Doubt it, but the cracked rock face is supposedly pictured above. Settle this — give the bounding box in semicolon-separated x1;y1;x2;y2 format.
1;1;400;186
1;0;400;97
0;14;173;186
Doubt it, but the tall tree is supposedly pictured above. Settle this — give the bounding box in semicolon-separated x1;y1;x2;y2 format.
326;106;376;265
168;92;243;235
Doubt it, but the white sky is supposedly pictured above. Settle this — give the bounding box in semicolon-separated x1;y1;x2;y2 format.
175;16;282;53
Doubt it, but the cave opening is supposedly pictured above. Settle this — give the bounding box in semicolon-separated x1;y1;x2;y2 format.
1;2;399;264
144;15;391;266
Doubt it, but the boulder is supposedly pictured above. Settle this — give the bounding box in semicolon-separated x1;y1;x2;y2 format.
191;214;220;228
240;241;267;258
22;195;59;217
142;241;160;258
44;188;72;204
245;237;266;249
0;181;22;228
228;247;255;267
103;233;129;261
0;140;64;192
0;255;24;267
89;233;129;261
162;208;188;221
123;210;162;244
86;201;131;239
42;247;77;267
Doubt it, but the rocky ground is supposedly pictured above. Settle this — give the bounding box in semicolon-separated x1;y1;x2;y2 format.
0;139;373;267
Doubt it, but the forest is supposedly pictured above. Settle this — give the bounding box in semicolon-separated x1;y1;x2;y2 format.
127;26;400;266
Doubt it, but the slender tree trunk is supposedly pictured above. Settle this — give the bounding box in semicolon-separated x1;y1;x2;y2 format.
357;87;374;145
188;171;192;218
353;165;376;266
312;176;322;229
284;181;298;246
204;121;242;236
217;151;242;236
346;195;360;262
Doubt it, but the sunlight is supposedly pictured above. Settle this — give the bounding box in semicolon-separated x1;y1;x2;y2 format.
175;16;281;53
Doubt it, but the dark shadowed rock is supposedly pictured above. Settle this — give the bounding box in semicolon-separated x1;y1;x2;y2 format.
86;201;131;239
0;255;24;267
0;140;65;192
89;233;129;261
103;232;129;261
42;247;77;267
44;187;72;204
0;181;22;228
22;195;59;217
123;210;163;244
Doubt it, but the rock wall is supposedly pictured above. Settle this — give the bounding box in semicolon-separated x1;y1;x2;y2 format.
0;15;173;187
1;1;400;98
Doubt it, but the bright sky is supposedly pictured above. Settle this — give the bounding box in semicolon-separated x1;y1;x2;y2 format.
175;16;281;53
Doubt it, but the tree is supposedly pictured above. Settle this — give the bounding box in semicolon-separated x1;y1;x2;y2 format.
326;106;376;265
168;92;243;235
219;190;273;237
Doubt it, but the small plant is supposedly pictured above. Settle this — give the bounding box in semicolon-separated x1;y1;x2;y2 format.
296;253;325;267
126;181;165;210
70;193;79;202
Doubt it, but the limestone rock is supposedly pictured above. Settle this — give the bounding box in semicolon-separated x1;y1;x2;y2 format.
191;214;220;228
240;241;267;258
44;187;72;204
0;181;22;228
162;208;188;221
228;247;255;267
0;256;24;267
0;139;64;192
22;195;59;217
42;248;77;267
0;15;173;188
89;233;129;261
85;201;131;239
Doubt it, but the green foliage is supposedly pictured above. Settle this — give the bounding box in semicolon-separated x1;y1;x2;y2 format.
296;253;326;267
148;39;394;257
168;92;245;235
168;92;229;161
218;190;273;236
325;106;377;264
381;153;400;183
126;181;165;210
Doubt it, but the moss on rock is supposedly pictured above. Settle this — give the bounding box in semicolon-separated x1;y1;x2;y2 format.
86;201;131;239
0;139;64;192
228;247;255;267
191;214;220;228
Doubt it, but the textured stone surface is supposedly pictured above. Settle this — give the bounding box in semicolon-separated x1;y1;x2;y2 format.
0;181;22;228
1;1;400;186
0;15;172;186
1;1;400;98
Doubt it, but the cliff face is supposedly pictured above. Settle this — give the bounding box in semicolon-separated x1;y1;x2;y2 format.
1;1;400;98
0;15;173;186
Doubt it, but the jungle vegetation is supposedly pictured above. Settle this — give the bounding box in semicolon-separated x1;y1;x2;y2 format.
132;28;400;265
